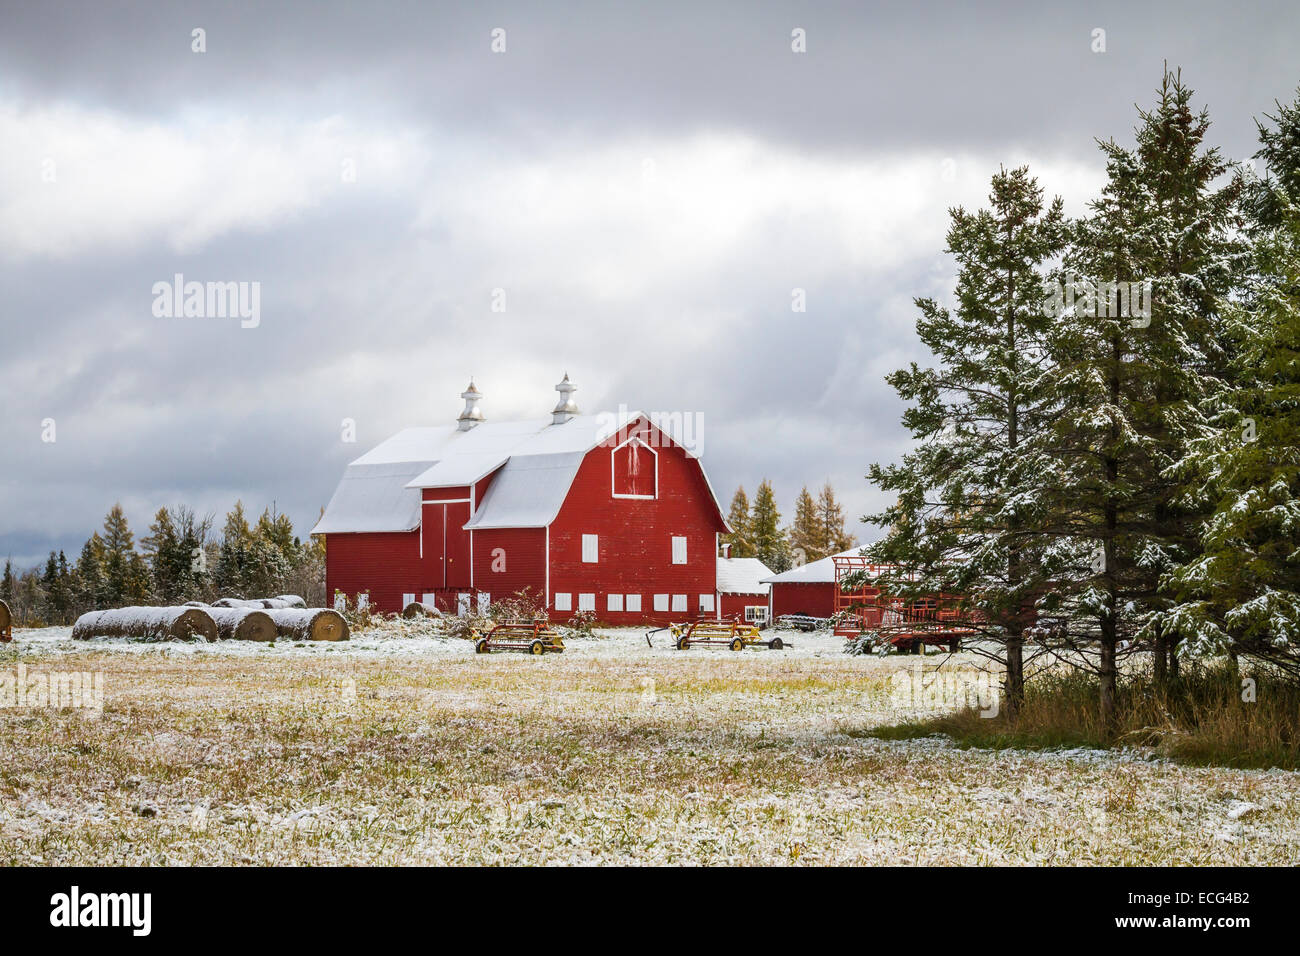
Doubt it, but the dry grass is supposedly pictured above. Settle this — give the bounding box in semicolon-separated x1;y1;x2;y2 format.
1;628;1298;865
871;666;1300;770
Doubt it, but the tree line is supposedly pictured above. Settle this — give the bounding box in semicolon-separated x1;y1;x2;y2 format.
724;480;857;571
0;501;326;626
863;68;1300;730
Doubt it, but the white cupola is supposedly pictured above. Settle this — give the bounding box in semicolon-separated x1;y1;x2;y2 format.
551;373;579;425
457;380;484;431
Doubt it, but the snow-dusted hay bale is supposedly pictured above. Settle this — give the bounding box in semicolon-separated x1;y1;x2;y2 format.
206;607;278;642
0;599;11;641
402;601;443;619
274;594;306;608
212;597;263;609
265;608;350;642
72;606;218;642
183;600;211;607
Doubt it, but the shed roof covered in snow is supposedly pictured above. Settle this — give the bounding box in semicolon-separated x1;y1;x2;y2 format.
760;548;865;585
312;410;723;535
716;557;773;595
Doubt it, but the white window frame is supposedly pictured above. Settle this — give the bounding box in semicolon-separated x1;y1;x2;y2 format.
457;593;472;617
334;592;347;612
607;593;624;612
582;534;599;563
626;594;642;613
653;594;669;612
699;594;715;613
610;435;659;499
357;592;370;610
745;605;769;623
402;592;415;608
554;592;572;612
671;594;687;613
671;536;688;565
578;593;596;612
422;592;437;605
476;592;490;613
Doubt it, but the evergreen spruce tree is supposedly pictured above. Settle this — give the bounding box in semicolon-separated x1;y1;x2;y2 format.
214;501;253;596
75;533;107;612
1;559;14;605
866;165;1067;718
142;507;182;603
724;487;755;557
41;552;59;622
1041;68;1242;724
1166;91;1300;672
751;480;790;572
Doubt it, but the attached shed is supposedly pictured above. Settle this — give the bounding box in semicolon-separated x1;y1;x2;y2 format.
761;547;863;620
715;556;773;623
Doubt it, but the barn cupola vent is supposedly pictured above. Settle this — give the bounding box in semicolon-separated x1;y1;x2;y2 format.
457;380;485;431
551;373;579;425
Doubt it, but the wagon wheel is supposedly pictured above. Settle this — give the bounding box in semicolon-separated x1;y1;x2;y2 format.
768;636;784;651
529;639;545;656
676;636;690;650
475;637;490;654
729;637;744;652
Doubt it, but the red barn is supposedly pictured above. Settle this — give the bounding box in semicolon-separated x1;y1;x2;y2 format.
312;377;730;622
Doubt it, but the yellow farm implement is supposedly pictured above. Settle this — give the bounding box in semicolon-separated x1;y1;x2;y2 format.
647;616;789;651
473;620;565;656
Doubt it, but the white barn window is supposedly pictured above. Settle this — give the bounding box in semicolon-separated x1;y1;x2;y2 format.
477;592;490;613
626;594;642;612
607;594;624;612
578;593;596;612
671;594;687;613
357;592;370;610
422;592;436;605
699;594;715;613
745;606;769;623
582;534;599;563
671;536;687;564
653;594;669;612
554;592;572;611
402;592;415;608
457;593;471;616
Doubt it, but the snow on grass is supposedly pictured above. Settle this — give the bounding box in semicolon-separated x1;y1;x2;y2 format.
1;624;1297;864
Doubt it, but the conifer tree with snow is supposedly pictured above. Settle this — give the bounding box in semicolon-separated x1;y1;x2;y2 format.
1166;89;1300;674
1039;68;1243;723
865;165;1067;718
751;479;791;572
724;486;755;557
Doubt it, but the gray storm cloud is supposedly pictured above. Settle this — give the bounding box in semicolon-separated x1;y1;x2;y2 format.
1;0;1296;566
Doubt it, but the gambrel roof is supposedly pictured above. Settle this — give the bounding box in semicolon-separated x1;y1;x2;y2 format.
312;411;727;534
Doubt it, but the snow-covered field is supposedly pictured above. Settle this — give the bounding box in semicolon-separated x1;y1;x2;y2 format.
1;622;1297;865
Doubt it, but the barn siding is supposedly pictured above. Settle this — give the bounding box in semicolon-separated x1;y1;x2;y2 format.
325;530;423;613
548;434;724;624
770;581;837;619
471;527;547;607
719;592;768;620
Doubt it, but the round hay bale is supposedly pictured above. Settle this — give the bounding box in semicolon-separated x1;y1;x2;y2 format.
274;594;307;608
71;606;218;642
265;608;350;642
213;597;262;609
206;606;278;642
0;598;12;641
402;601;443;619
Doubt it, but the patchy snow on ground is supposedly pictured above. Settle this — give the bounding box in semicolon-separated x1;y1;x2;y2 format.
2;622;1297;865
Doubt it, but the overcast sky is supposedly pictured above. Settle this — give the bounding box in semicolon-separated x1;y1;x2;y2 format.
2;0;1297;568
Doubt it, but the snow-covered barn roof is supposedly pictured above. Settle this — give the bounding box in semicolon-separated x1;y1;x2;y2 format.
312;410;725;535
760;548;865;585
716;557;773;595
